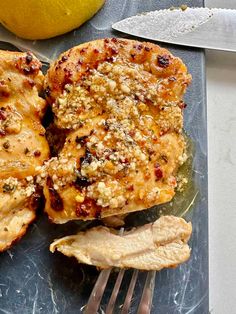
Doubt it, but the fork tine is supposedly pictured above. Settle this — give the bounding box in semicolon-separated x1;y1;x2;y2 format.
106;269;126;314
84;268;112;314
137;271;156;314
121;269;139;314
85;228;125;313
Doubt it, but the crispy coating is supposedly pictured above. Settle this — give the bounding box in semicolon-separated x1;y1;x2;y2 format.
0;50;49;251
43;38;191;223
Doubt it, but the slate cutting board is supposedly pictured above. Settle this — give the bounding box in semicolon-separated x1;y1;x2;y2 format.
0;0;208;313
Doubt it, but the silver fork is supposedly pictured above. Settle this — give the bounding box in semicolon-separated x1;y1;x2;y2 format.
84;267;156;314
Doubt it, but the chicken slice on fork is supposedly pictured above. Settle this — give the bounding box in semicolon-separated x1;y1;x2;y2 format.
50;215;192;270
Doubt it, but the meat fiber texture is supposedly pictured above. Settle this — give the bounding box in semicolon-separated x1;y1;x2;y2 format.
50;215;192;270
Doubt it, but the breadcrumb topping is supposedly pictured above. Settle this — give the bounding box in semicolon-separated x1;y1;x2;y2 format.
43;39;191;221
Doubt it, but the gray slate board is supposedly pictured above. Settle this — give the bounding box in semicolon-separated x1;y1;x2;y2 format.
0;0;208;313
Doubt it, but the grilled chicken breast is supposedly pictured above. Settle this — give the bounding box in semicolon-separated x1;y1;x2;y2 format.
50;215;192;270
0;51;49;251
43;38;191;223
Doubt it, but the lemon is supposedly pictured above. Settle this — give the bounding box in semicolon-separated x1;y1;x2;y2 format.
0;0;105;40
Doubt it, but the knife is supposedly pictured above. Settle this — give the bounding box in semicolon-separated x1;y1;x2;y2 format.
112;7;236;52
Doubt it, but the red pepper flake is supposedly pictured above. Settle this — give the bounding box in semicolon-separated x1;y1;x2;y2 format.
178;102;187;109
28;79;35;88
58;55;68;64
76;198;93;217
129;130;135;137
104;38;110;43
63;68;73;85
23;65;37;75
106;56;115;62
121;157;129;164
134;44;143;50
111;38;118;43
77;200;102;218
0;129;6;137
34;150;41;157
145;46;151;52
152;135;158;143
94;49;99;54
130;53;135;59
154;163;163;180
159;129;169;136
157;55;170;68
81;48;87;53
111;47;118;55
15;56;40;76
23;78;35;89
0;90;10;98
25;52;33;64
127;184;134;191
62;55;68;62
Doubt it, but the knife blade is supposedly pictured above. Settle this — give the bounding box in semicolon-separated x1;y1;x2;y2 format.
112;7;236;52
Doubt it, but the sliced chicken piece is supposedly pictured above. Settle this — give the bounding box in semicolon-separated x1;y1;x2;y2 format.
43;38;191;223
0;50;49;251
50;215;192;270
0;183;38;251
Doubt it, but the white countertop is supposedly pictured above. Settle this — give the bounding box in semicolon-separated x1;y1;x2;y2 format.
207;50;236;313
206;1;236;312
207;49;236;313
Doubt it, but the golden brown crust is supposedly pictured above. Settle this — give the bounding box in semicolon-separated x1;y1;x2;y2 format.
43;38;191;223
45;38;190;104
0;50;49;251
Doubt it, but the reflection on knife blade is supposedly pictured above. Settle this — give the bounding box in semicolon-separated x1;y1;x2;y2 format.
112;7;236;52
113;8;213;40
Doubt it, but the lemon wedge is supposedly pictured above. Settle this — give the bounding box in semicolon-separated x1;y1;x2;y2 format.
0;0;105;40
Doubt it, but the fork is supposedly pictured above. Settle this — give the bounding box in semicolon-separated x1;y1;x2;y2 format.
84;267;156;314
